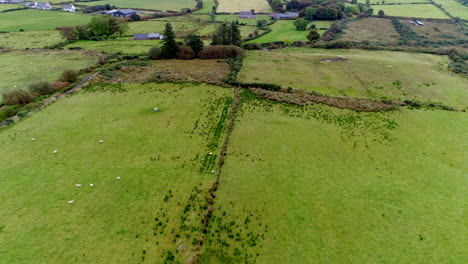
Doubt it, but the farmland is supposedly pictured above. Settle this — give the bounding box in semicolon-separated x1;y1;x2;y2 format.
215;14;271;25
78;0;197;11
0;31;63;49
251;20;332;43
0;4;23;11
340;17;400;45
217;0;271;13
0;9;90;32
0;82;234;263
0;50;97;94
432;0;468;19
372;4;450;18
358;0;430;3
204;94;467;263
239;48;468;108
65;39;162;54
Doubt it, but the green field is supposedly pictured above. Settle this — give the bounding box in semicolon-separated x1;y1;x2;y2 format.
0;9;90;32
432;0;468;19
203;93;467;263
0;82;234;263
215;14;271;25
0;31;63;49
0;50;97;94
358;0;430;3
239;48;468;108
372;4;450;18
66;38;162;54
0;4;23;11
217;0;271;13
340;17;400;45
251;20;332;43
78;0;196;11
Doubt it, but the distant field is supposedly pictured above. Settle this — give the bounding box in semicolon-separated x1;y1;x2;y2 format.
0;9;90;32
205;94;467;263
251;20;332;43
194;0;215;13
239;48;468;108
0;31;62;49
215;14;271;25
359;0;430;3
65;39;161;54
340;17;400;45
217;0;271;13
0;4;23;11
372;4;450;18
0;82;234;263
403;19;467;42
78;0;196;11
0;50;96;94
432;0;468;19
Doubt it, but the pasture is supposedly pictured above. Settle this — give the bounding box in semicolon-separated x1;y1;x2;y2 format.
372;4;450;18
404;19;467;44
251;20;332;43
0;50;97;94
65;39;162;54
239;48;468;108
78;0;196;11
358;0;430;3
205;94;467;263
215;14;271;25
0;82;234;263
0;4;23;11
340;17;400;45
216;0;271;13
0;31;63;49
432;0;468;19
0;9;90;32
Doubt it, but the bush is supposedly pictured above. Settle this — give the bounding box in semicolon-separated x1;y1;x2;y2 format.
325;40;353;49
130;14;141;21
198;45;244;59
176;45;196;59
60;70;78;83
53;81;70;91
0;104;21;120
243;42;262;50
98;56;106;65
2;90;35;105
148;46;162;60
28;81;54;96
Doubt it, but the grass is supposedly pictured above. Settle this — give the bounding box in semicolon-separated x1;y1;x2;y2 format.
78;0;196;11
0;9;90;32
128;20;212;37
432;0;468;19
65;38;162;54
0;50;97;94
0;31;63;49
340;17;400;45
194;0;216;13
215;14;271;25
239;48;468;108
372;4;450;18
251;20;332;43
216;0;271;13
0;82;234;263
402;19;467;44
203;93;467;263
358;0;430;3
0;4;23;11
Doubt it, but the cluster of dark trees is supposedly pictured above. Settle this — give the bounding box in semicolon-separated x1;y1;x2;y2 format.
210;22;242;46
82;4;116;14
60;15;128;41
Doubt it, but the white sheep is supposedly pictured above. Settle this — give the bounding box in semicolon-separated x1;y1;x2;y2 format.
31;138;36;141
99;140;104;143
75;184;81;187
89;184;94;187
53;150;58;154
116;176;121;180
67;200;74;204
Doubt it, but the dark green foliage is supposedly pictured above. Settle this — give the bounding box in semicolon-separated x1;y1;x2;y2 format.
198;45;244;59
391;18;423;45
148;46;161;60
378;10;385;17
176;45;196;60
60;70;78;83
0;105;21;120
325;40;353;49
307;29;320;42
243;42;262;50
29;81;53;96
211;22;242;47
184;33;204;55
2;90;35;105
293;18;309;30
130;14;141;21
161;23;178;59
75;15;128;40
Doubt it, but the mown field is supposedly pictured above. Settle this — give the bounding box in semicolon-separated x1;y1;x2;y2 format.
239;48;468;108
0;9;90;32
217;0;271;13
372;4;450;18
78;0;196;11
340;17;400;45
0;31;62;49
0;50;97;94
251;20;332;43
215;14;271;25
0;4;23;11
204;92;467;263
432;0;468;19
0;82;234;263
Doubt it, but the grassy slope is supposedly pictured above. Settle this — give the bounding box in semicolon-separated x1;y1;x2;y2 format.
204;93;467;263
239;48;468;109
65;38;162;54
340;17;400;45
0;50;96;94
0;10;90;32
217;0;271;13
0;31;62;49
372;4;450;18
0;4;22;11
0;83;233;263
78;0;196;11
251;21;332;43
432;0;468;19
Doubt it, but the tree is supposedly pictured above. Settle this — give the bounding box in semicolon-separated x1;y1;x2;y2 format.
60;26;77;41
293;18;308;30
161;23;178;59
345;6;359;15
148;46;161;60
130;14;141;21
256;19;267;28
176;45;196;59
366;8;374;15
211;22;242;46
304;7;317;21
378;10;385;17
307;29;320;42
184;34;204;55
76;15;128;40
229;21;242;46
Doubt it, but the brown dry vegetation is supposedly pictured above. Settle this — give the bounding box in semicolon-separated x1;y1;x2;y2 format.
340;17;400;45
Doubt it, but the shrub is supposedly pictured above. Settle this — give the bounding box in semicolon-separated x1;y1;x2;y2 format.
198;45;244;59
60;70;78;83
130;14;141;21
148;46;162;60
53;81;70;91
325;40;353;49
2;90;35;105
98;56;106;65
176;45;196;59
378;10;385;17
28;81;53;96
243;42;262;50
0;105;21;120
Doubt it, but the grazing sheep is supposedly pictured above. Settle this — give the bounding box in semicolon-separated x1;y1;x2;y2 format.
99;140;104;143
89;184;94;187
211;170;215;173
75;184;81;187
209;152;213;155
31;138;36;141
116;176;121;180
153;108;160;112
53;150;58;154
67;200;74;204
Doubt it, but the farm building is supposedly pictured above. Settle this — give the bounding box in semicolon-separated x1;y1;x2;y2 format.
133;33;165;40
112;9;137;17
1;0;23;3
239;11;256;19
26;2;51;10
416;20;425;26
63;4;75;12
100;9;117;15
270;12;299;20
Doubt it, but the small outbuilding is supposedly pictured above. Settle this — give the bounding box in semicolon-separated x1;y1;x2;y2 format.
270;12;299;20
112;9;137;17
134;33;165;40
63;4;75;12
239;11;256;19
